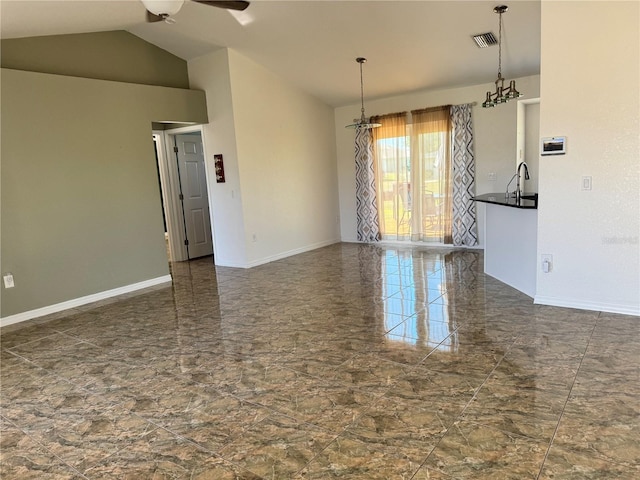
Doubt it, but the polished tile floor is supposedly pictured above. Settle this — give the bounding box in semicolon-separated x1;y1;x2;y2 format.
1;243;639;479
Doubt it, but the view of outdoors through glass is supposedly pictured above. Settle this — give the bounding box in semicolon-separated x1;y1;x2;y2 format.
376;128;448;240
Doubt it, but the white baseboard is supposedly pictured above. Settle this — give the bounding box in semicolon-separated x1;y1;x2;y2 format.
534;295;640;317
244;239;341;268
215;239;340;269
1;275;172;328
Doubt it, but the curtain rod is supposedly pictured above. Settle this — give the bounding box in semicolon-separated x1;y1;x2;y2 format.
455;101;478;107
356;102;477;122
370;111;408;119
412;102;477;114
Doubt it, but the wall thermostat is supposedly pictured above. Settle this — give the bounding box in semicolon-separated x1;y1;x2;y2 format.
541;136;566;156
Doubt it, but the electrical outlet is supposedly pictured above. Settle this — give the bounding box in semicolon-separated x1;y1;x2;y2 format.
3;273;15;289
541;254;553;273
488;172;497;181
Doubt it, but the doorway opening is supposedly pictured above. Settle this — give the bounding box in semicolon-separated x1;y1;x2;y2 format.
152;126;215;263
516;98;541;192
152;136;170;260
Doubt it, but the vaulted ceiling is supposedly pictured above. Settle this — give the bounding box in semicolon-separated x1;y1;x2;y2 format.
1;1;541;107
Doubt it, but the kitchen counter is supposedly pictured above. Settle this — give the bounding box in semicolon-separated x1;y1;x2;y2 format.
473;193;539;298
473;192;538;209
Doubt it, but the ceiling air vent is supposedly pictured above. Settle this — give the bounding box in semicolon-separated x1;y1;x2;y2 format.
472;32;497;48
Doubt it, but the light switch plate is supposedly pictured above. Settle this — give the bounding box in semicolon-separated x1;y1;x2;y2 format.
581;176;592;190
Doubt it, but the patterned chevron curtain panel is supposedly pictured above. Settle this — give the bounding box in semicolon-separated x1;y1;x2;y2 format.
354;127;381;242
450;104;479;246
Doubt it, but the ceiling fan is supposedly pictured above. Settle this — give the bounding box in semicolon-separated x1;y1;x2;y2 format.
142;0;250;23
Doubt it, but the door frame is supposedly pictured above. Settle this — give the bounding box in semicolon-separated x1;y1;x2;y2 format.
154;125;216;262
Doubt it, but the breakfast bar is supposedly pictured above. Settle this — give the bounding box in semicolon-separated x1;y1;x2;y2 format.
473;193;538;298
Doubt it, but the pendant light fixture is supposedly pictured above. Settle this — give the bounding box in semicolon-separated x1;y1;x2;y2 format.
345;57;381;129
482;5;522;108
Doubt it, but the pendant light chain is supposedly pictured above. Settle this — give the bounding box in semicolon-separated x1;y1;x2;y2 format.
359;60;366;122
497;10;503;78
345;57;381;129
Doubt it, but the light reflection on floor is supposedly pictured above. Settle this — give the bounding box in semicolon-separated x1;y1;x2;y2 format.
382;249;454;351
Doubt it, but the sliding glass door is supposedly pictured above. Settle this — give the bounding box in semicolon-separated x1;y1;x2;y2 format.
373;107;452;243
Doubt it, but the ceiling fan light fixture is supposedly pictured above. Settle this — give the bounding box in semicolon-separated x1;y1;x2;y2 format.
345;57;381;130
143;1;250;23
141;0;185;16
482;5;523;108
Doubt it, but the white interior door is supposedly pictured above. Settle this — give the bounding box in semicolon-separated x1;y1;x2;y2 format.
175;133;213;259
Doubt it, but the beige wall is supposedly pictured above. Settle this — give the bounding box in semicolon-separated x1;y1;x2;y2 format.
524;103;540;191
1;31;189;88
335;75;541;246
536;1;639;315
1;69;208;319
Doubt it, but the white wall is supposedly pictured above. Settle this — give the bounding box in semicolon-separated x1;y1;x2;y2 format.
189;48;340;268
335;75;541;245
188;49;248;267
226;50;340;266
536;1;639;315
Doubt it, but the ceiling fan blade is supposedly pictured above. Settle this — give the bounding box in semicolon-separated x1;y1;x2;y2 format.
192;1;250;12
146;11;164;23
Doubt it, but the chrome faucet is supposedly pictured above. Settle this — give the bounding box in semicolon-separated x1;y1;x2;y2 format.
515;161;530;200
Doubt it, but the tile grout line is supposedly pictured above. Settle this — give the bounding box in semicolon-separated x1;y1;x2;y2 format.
409;332;520;479
535;312;601;480
1;413;91;479
290;323;461;478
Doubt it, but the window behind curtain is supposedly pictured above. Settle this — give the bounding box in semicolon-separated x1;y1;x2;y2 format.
372;106;452;243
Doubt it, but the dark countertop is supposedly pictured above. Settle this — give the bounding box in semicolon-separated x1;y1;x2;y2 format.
473;192;538;209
